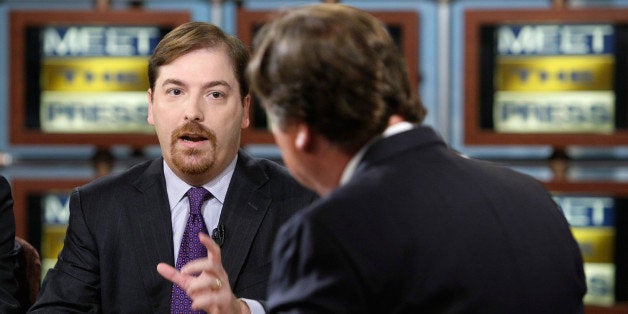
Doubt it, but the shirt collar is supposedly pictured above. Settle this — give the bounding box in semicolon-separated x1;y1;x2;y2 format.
164;155;238;209
339;121;414;185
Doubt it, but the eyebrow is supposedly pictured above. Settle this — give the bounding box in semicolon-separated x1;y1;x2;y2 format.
204;80;232;91
161;79;232;91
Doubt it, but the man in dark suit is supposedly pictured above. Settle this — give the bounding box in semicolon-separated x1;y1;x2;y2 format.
30;22;315;313
0;176;21;313
246;4;587;313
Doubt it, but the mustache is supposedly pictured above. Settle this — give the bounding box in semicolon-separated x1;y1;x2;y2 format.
171;122;214;142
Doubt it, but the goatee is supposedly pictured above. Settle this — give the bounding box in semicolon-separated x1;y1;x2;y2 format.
170;122;217;175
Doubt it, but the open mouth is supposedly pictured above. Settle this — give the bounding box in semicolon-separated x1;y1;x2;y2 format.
180;134;208;142
172;123;215;148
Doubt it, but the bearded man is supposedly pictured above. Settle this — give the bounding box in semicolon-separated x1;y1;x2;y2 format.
31;22;316;314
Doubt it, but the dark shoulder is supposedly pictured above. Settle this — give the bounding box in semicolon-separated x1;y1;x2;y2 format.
0;174;16;238
67;159;162;228
77;158;158;194
0;175;8;188
463;156;548;190
0;176;11;203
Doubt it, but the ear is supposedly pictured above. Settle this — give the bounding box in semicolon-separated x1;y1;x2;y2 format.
147;88;155;126
295;123;312;152
241;95;251;129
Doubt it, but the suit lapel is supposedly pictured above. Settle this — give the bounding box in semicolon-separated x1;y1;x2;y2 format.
120;153;273;303
124;158;174;310
219;152;271;288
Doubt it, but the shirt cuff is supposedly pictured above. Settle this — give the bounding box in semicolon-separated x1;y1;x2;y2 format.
240;298;265;314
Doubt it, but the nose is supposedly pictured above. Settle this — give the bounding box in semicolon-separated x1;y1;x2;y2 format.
184;95;204;121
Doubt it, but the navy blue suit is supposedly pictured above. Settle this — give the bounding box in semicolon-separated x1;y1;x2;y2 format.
268;126;586;313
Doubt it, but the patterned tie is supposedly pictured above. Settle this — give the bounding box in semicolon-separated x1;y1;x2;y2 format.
171;187;212;314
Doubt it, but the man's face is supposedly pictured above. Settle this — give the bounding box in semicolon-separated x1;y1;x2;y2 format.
148;47;250;185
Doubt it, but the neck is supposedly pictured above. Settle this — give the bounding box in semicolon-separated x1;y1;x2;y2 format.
388;114;407;126
313;152;352;197
303;139;353;197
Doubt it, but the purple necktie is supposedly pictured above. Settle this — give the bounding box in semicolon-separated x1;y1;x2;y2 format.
171;187;212;314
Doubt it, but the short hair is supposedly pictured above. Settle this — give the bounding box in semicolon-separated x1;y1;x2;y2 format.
247;4;426;153
149;21;250;99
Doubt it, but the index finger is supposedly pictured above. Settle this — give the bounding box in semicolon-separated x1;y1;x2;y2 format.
157;262;190;290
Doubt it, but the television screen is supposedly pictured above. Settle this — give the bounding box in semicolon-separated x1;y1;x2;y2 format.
10;178;88;279
32;25;167;134
492;24;617;134
543;179;628;307
464;9;628;147
553;195;626;306
32;191;71;276
9;10;190;147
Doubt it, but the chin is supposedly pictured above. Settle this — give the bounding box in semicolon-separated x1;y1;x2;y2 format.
172;151;214;176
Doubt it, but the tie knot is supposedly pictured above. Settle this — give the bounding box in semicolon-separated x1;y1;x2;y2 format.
187;187;211;215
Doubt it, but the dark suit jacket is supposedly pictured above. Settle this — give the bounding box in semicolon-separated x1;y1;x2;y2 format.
30;151;316;313
268;126;586;313
0;176;21;313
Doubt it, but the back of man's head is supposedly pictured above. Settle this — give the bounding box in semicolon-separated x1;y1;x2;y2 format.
248;4;425;153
